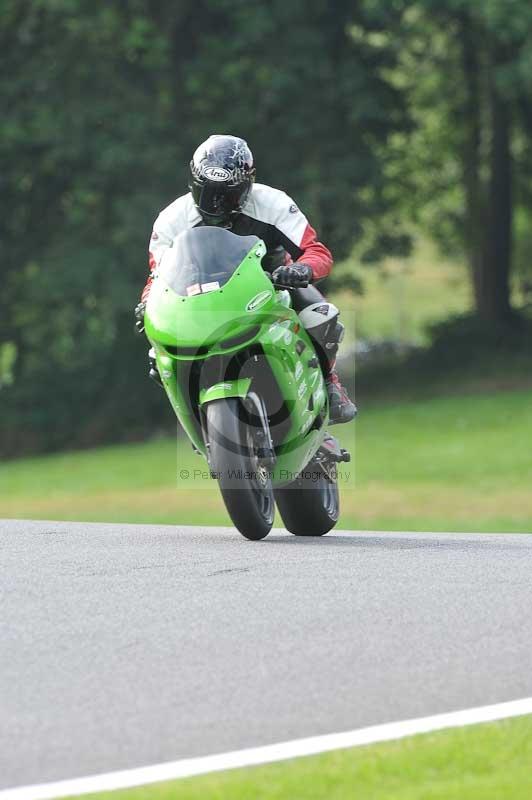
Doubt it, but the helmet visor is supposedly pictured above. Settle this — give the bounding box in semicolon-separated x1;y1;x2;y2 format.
191;180;247;221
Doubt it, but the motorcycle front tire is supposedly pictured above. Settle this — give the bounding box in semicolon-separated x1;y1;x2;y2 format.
206;398;275;541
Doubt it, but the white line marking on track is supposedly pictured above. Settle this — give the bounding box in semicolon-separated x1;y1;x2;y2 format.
2;697;532;799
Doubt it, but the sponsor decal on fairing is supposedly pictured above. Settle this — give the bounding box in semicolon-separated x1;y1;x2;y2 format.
297;380;307;399
201;281;220;293
246;290;272;312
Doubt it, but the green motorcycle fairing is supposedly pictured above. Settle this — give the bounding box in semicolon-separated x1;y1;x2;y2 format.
144;226;328;485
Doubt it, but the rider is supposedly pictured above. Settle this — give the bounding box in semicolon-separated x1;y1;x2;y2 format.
137;134;356;424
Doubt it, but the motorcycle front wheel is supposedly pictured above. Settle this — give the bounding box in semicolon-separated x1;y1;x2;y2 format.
206;398;275;541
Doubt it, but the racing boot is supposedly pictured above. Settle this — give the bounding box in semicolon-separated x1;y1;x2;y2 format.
326;367;357;424
134;304;163;387
148;347;163;387
295;295;356;423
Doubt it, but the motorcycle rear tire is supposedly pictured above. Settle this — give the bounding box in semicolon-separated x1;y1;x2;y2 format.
274;467;339;536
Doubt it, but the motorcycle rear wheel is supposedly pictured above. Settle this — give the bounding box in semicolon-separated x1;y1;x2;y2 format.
274;466;339;536
206;398;275;541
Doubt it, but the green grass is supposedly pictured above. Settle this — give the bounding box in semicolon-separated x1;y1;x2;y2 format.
331;237;472;346
2;388;531;532
69;716;532;800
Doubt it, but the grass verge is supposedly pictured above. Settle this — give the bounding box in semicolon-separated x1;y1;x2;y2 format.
67;715;532;799
1;388;531;532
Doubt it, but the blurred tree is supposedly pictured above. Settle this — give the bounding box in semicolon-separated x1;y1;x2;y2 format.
164;0;412;261
0;0;412;454
0;0;176;453
386;0;532;323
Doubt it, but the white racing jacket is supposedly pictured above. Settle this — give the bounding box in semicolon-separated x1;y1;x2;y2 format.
142;183;333;301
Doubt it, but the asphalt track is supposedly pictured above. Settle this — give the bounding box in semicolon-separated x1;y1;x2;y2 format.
1;520;531;790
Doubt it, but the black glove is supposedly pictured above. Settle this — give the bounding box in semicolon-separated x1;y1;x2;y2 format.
134;301;146;334
271;263;313;288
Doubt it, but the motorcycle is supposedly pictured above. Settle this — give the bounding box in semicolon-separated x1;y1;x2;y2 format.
144;225;350;540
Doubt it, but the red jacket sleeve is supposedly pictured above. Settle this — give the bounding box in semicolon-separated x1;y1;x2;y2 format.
296;223;333;282
141;251;157;302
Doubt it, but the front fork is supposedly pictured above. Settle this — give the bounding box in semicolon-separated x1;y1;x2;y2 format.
198;380;276;470
200;393;276;472
243;392;276;467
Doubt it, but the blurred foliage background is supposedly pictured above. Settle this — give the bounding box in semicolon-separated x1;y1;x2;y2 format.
2;0;532;457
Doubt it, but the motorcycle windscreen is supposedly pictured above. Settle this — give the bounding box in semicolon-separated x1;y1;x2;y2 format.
158;226;260;297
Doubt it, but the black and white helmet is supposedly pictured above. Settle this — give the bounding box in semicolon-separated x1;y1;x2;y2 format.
189;135;255;224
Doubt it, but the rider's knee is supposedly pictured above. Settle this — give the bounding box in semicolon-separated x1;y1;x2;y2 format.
297;302;344;368
298;302;342;342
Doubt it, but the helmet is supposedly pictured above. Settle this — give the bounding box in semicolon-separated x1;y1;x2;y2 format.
189;135;255;224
